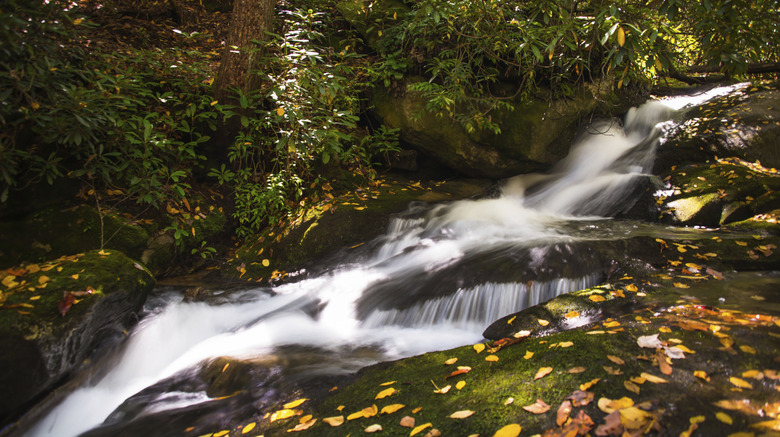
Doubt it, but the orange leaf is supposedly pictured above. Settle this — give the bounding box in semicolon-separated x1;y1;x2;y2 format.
534;367;553;380
523;398;550;414
446;366;472;379
556;400;572;426
493;423;521;437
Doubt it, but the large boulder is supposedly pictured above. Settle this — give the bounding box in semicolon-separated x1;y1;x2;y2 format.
0;250;155;425
371;78;626;178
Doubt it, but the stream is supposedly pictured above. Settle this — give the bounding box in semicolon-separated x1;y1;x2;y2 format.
25;86;750;437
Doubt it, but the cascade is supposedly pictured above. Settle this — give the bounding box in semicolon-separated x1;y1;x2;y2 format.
27;98;683;437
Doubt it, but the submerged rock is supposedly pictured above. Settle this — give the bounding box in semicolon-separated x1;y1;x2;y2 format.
0;250;154;426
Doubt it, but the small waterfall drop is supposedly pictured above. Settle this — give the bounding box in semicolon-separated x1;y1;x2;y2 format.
27;98;681;437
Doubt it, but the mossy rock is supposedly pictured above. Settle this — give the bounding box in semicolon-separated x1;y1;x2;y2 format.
370;79;624;178
0;249;155;425
224;177;492;283
0;205;151;269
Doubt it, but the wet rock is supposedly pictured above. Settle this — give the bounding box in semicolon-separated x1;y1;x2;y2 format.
0;250;154;426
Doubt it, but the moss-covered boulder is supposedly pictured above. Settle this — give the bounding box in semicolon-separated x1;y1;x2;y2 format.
0;250;155;425
370;79;625;178
223;176;492;283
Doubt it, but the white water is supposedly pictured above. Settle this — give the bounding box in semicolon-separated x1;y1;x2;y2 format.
29;98;687;437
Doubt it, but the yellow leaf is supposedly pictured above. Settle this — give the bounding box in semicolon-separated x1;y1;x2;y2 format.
739;345;756;354
2;275;19;288
580;378;600;391
410;423;432;436
433;385;451;394
284;398;308;409
380;381;396;386
742;370;763;379
380;404;405;415
716;412;733;425
444;357;458;365
98;250;110;256
485;354;499;362
365;424;382;433
473;343;485;353
617;26;626;46
276;107;285;116
674;282;690;289
534;367;553;380
323;416;344;427
524;351;534;359
558;341;574;348
70;274;79;280
299;415;312;424
729;377;753;389
270;409;296;422
412;407;422;414
751;419;780;430
507;315;516;324
537;319;550;326
589;294;606;302
607;355;625;365
624;380;640;394
347;410;364;421
362;405;378;418
450;410;474;419
241;422;256;434
640;372;668;383
493;423;522;437
626;284;638;292
262;259;270;267
564;310;580;318
210;100;219;106
456;380;466;390
376;387;397;399
659;326;672;333
694;370;710;381
603;320;621;328
214;430;229;437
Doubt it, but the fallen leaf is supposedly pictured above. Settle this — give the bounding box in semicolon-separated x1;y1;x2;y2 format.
558;341;574;348
603;320;620;328
607;355;625;365
322;416;344;426
289;418;316;432
433;385;451;394
347;410;365;421
523;398;551;414
473;344;486;354
400;416;416;427
513;330;531;339
580;378;600;391
694;370;710;381
568;390;595;407
456;380;466;390
284;399;308;409
637;334;664;349
364;424;382;433
504;397;514;405
507;315;516;324
640;372;668;383
446;366;472;378
729;377;753;389
556;400;572;426
656;349;673;375
444;358;458;365
380;404;405;415
626;284;639;292
594;410;622;436
567;366;586;374
624;380;641;394
376;387;397;399
362;405;378;418
674;282;690;289
524;351;534;359
485;355;499;362
535;367;553;380
410;423;433;436
739;345;757;354
538;319;550;326
493;424;521;437
242;422;256;434
450;410;474;419
380;381;396;386
565;310;580;318
270;409;297;422
751;419;780;431
716;412;733;425
742;370;764;380
589;294;606;302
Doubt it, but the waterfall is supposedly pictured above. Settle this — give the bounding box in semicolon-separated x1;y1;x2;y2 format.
26;98;680;437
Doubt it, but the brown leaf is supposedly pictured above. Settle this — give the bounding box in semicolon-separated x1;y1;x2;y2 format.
568;390;595;407
556;400;572;426
57;292;76;317
400;416;416;428
523;399;550;414
594;410;623;436
607;355;625;365
656;349;673;375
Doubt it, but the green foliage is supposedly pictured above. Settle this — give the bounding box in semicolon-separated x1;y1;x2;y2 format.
364;0;779;133
211;5;400;238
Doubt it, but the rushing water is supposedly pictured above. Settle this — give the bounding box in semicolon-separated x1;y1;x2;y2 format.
25;88;744;437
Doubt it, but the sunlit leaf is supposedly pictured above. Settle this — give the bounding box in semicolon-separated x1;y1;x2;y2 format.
524;350;534;359
271;409;297;422
637;334;663;349
433;385;451;394
557;400;572;426
558;341;574;348
492;423;521;437
523;398;550;414
742;370;764;379
751;419;780;430
380;381;396;386
241;422;256;434
485;354;499;362
640;372;668;383
626;284;638;292
716;412;733;425
446;366;471;378
400;416;416;427
362;405;378;418
376;387;397;399
504;397;514;405
444;358;458;365
694;370;710;381
729;377;753;389
739;345;757;354
456;380;466;390
565;310;580;318
365;424;382;433
507;315;516;324
410;423;432;436
513;330;532;338
288;418;316;432
589;295;606;302
603;320;620;328
624;380;640;394
534;367;553;380
450;410;474;419
580;378;600;391
607;355;625;365
380;404;405;415
538;319;550;326
473;343;486;353
284;398;308;409
347;410;365;421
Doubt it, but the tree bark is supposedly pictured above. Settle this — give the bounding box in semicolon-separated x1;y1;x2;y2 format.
213;0;275;104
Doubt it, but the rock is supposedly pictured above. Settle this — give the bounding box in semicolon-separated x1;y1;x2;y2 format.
370;78;625;178
0;250;154;426
666;193;722;227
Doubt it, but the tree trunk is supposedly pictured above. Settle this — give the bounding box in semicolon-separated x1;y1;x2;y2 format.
213;0;275;104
